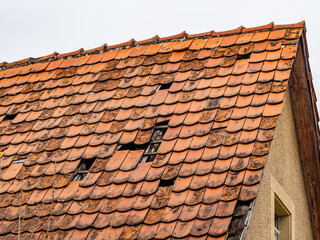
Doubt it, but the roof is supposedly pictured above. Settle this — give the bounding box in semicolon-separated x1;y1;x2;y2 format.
0;21;317;239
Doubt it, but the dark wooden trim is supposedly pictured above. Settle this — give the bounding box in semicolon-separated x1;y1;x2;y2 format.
289;34;320;239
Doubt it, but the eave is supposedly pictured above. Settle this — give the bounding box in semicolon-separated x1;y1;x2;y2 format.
289;30;320;239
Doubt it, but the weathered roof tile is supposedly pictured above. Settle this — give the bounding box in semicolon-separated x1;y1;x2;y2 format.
0;22;307;239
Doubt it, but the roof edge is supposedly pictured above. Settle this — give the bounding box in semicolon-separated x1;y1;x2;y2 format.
289;32;320;240
0;21;306;71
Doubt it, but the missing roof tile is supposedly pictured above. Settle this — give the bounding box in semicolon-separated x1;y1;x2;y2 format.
115;120;169;163
157;82;173;91
4;113;18;121
159;177;177;187
227;200;255;239
71;158;95;182
117;143;147;151
236;53;251;61
140;120;169;163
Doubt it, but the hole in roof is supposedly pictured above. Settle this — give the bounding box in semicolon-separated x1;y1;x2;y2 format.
12;158;26;164
140;120;170;163
227;200;255;239
71;158;96;182
115;120;170;164
159;177;177;187
157;82;173;91
236;53;251;61
4;113;18;121
117;143;148;151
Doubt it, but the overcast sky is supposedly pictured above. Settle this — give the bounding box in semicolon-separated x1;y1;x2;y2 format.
1;0;319;104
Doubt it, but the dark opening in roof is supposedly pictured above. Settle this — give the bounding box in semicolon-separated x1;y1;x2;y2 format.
158;82;173;91
71;158;95;182
159;177;177;187
236;53;251;60
4;113;17;121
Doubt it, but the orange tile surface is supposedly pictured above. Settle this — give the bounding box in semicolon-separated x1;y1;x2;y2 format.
0;22;305;239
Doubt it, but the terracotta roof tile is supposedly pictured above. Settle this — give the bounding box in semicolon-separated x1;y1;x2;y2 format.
0;22;306;239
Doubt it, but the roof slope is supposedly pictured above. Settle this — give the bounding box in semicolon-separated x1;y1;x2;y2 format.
0;22;306;239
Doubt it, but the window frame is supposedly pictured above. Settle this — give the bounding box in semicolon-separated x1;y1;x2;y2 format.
271;176;295;240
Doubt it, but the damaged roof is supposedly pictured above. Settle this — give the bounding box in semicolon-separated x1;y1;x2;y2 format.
0;21;315;239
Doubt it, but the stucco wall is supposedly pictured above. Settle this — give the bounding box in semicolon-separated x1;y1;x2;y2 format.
246;89;313;240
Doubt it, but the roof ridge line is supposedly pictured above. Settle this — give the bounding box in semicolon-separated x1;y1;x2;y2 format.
0;21;305;71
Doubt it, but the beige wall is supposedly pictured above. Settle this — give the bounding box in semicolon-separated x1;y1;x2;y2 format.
246;89;313;240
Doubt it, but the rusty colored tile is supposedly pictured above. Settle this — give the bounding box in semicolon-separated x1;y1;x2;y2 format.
184;148;203;163
119;150;143;171
261;61;278;73
220;185;241;201
281;45;298;59
105;150;128;171
271;81;288;93
70;229;91;240
189;39;207;50
220;35;239;47
157;139;177;154
75;213;98;229
90;185;111;200
252;141;271;156
268;29;286;40
217;144;236;159
277;59;293;70
236;32;254;44
110;211;131;227
92;213;113;229
249;51;267;63
262;102;284;117
239;183;259;201
238;43;254;56
133;129;152;145
208;217;232;236
144;43;162;56
176;125;194;139
229;157;249;172
252;31;270;42
265;49;282;61
202;186;223;205
99;198;119;213
214;108;232;122
252;41;268;53
247;62;263;73
197;49;212;59
239;129;258;144
251;93;269;106
243;169;264;185
246;105;265;118
1;162;23;180
247;155;268;170
268;91;285;105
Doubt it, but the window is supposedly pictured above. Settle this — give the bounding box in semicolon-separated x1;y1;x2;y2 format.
71;158;95;181
271;176;294;240
140;121;169;163
274;195;291;240
274;213;280;240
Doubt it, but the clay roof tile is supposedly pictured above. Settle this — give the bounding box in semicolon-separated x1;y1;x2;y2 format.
0;21;309;239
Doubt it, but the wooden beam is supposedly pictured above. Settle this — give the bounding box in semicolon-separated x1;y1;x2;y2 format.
289;36;320;239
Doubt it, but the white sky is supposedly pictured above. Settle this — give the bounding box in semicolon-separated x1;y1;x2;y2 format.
1;0;319;104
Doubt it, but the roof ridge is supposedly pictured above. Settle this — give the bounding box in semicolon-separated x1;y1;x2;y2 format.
0;21;305;71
